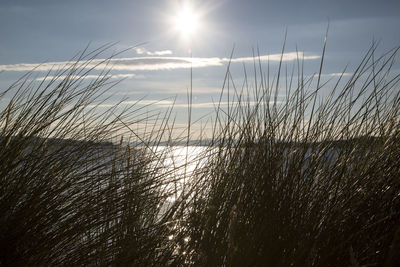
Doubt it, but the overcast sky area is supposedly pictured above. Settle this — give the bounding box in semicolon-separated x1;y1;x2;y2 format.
1;0;400;137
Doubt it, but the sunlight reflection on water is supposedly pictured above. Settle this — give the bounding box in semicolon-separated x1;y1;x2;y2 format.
152;145;209;202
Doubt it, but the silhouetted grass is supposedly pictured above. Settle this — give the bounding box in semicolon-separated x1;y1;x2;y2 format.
1;40;400;266
169;40;400;266
0;45;182;266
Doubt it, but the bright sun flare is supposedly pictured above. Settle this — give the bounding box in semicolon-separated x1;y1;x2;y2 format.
174;5;200;38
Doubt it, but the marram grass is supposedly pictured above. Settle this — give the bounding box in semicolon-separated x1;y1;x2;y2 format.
1;41;400;266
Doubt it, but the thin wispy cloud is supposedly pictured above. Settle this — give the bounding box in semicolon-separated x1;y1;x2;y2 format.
312;72;353;78
86;100;283;109
128;100;282;108
35;73;137;81
0;52;319;73
114;86;224;95
85;100;175;109
135;48;173;56
123;100;176;106
227;52;319;63
170;101;283;108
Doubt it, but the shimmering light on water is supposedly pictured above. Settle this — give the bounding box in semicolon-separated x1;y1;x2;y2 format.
152;145;208;202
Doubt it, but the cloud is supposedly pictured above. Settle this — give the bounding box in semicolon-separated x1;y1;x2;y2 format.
226;52;319;63
114;86;223;95
86;100;282;109
135;48;173;56
147;50;173;56
171;101;283;108
135;48;146;55
34;73;137;81
312;72;353;78
0;52;319;72
125;100;282;108
123;100;176;106
323;72;353;77
85;99;175;109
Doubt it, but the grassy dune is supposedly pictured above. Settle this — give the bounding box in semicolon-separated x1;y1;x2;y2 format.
1;42;400;266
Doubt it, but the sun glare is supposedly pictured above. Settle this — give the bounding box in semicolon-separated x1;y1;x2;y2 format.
173;4;200;39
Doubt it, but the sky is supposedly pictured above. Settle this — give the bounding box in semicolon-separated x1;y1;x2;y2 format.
1;0;400;138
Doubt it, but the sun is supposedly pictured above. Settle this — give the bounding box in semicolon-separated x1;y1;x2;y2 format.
173;3;201;39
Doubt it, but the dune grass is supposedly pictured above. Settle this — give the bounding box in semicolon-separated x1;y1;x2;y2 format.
1;40;400;266
0;45;182;266
167;41;400;266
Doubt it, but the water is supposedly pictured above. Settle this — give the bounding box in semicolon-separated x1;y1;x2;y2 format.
151;145;209;202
